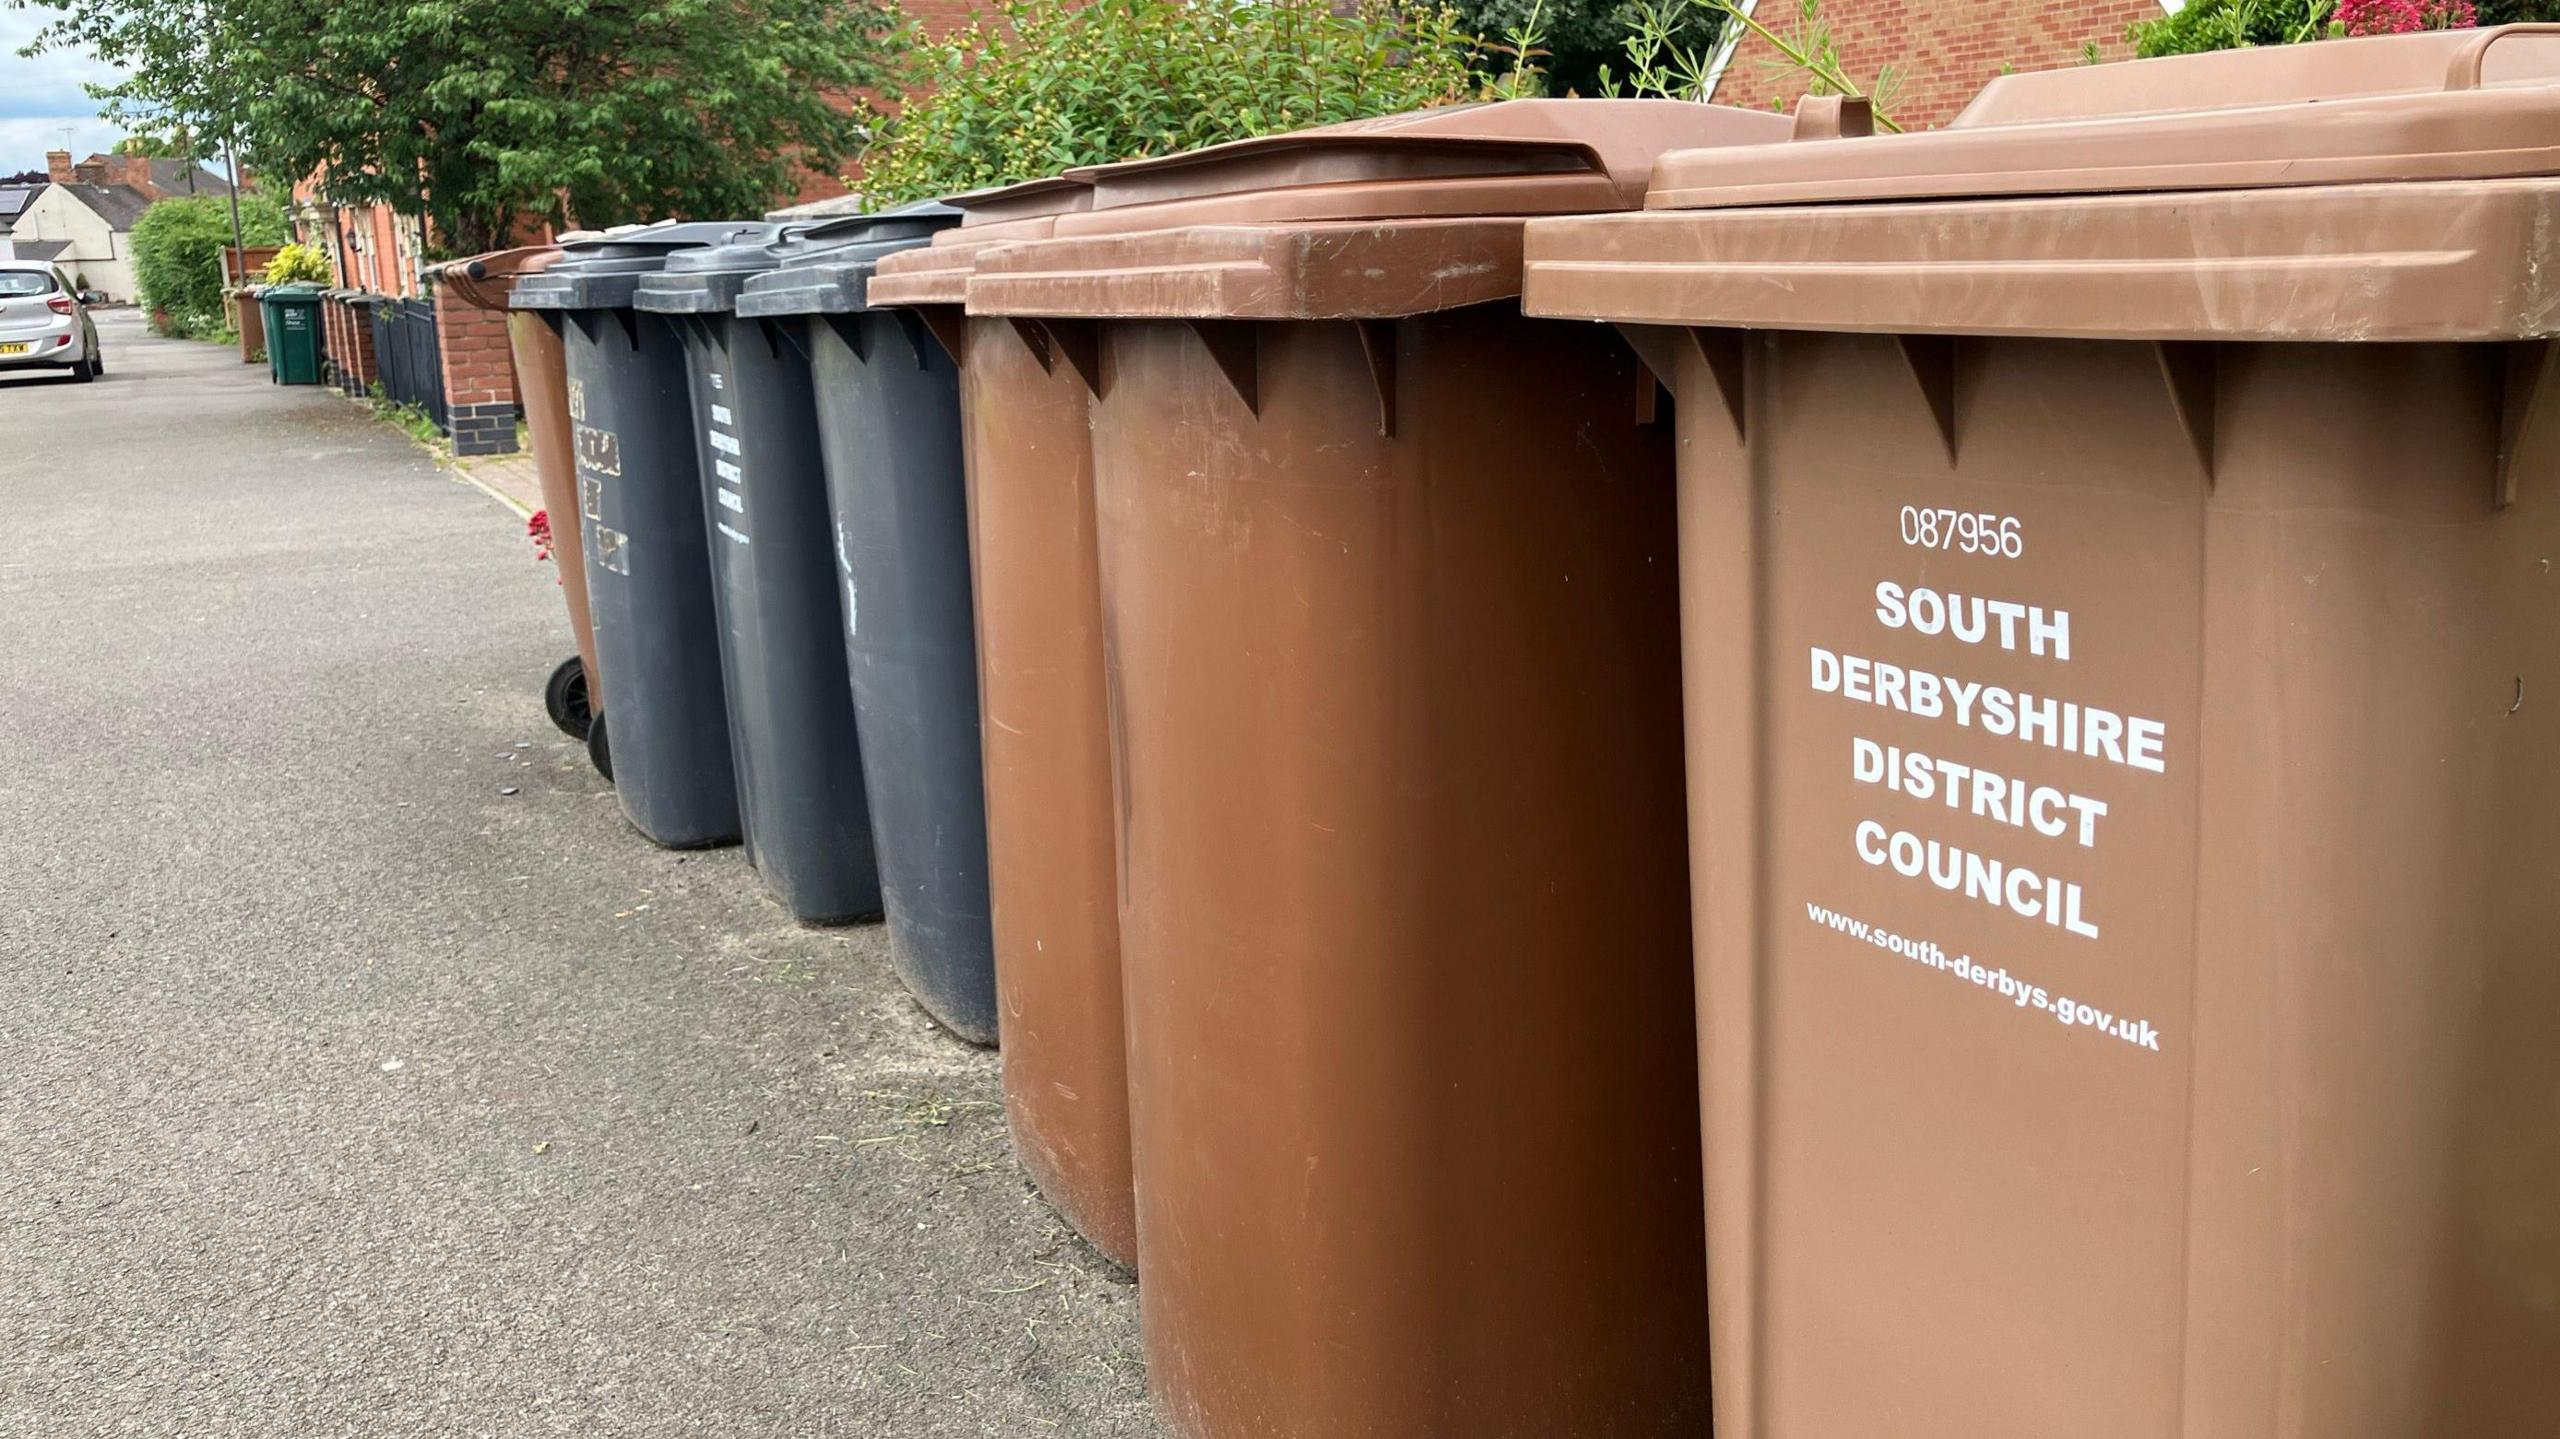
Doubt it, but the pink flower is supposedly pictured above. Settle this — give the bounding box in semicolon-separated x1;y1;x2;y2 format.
2336;0;2476;36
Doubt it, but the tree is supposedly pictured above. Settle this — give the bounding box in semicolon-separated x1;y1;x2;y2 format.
22;0;904;256
115;131;207;159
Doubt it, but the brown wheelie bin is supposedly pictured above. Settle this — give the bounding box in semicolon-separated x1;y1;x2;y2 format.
439;246;600;747
234;286;265;365
867;178;1137;1267
968;99;1791;1437
1524;28;2560;1439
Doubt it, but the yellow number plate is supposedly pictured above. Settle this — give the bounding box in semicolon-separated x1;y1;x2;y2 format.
0;343;29;356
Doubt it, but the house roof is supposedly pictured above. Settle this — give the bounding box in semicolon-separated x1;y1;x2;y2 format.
0;183;38;226
56;183;154;232
147;159;234;197
8;239;72;263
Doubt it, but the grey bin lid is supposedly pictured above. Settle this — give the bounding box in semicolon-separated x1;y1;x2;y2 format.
506;220;777;312
630;221;821;316
733;201;962;319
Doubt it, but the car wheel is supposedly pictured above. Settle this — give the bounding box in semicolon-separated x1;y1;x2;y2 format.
70;358;94;384
89;352;103;378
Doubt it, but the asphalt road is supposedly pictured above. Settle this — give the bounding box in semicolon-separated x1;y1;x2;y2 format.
0;312;1154;1437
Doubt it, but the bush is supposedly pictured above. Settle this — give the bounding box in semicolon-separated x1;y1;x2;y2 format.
131;193;290;337
861;0;1480;206
263;243;334;285
1449;0;1724;96
2336;0;2475;29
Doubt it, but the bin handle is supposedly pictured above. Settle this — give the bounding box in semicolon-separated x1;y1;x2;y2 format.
2444;24;2560;91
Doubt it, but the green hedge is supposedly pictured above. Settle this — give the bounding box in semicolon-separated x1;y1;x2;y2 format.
860;0;1479;206
131;193;291;338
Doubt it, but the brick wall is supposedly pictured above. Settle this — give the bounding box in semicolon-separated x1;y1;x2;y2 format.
1712;0;2167;130
787;0;986;205
320;294;347;386
334;296;381;395
432;285;520;456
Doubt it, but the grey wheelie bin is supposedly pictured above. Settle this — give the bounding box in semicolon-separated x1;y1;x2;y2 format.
508;223;765;850
632;226;885;926
733;202;1000;1037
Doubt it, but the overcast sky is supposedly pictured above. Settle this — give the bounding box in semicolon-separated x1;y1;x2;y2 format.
0;12;125;172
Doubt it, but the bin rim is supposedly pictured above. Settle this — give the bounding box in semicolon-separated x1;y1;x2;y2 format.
1643;26;2560;212
506;220;774;311
1523;29;2560;343
1523;178;2560;344
734;206;965;318
632;221;833;315
1048;98;1788;241
867;181;1094;310
954;100;1789;320
430;245;564;312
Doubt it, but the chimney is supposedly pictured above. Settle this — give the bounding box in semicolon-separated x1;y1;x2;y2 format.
71;154;107;185
114;154;159;198
45;150;72;184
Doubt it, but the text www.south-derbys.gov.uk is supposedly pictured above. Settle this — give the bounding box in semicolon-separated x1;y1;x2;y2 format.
1804;902;2163;1053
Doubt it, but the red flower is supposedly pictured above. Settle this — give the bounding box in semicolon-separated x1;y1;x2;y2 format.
527;508;555;564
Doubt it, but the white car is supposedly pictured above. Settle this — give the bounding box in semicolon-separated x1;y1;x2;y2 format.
0;261;103;382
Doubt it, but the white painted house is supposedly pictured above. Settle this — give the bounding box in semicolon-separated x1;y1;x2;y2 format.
8;183;149;300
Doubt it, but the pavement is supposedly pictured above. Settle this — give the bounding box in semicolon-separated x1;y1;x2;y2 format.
452;451;544;521
0;312;1158;1437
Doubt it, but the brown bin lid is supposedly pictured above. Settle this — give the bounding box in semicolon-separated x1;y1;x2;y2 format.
969;99;1789;320
866;176;1094;308
1060;99;1784;231
1525;27;2560;342
430;245;562;312
1648;25;2560;209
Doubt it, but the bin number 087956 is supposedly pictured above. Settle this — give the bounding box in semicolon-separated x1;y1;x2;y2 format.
1901;506;2024;558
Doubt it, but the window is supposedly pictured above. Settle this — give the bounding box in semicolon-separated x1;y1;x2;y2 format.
0;271;57;297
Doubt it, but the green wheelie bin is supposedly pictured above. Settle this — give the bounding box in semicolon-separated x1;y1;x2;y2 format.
260;283;326;385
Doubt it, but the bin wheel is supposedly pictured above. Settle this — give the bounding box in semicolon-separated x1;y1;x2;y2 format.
586;710;614;783
543;655;593;741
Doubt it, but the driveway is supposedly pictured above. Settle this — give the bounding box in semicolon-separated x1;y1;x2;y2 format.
0;312;1153;1436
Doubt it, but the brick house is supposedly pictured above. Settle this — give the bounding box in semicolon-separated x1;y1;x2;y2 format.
294;189;427;298
1709;0;2181;129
